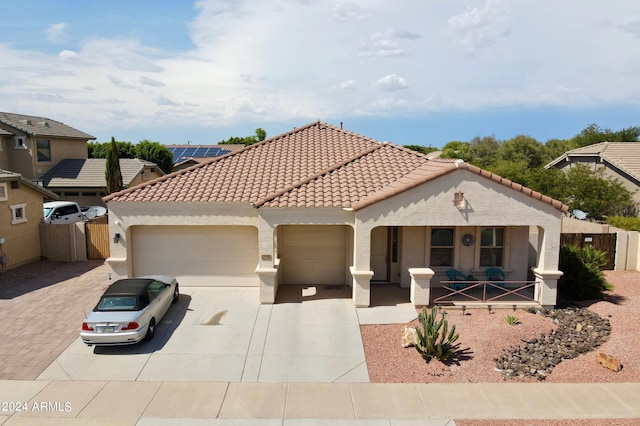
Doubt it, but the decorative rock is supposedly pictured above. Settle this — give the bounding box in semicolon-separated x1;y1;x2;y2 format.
596;352;622;372
401;326;418;348
495;307;611;381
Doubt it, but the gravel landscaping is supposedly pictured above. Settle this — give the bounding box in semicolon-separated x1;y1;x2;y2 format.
361;270;640;384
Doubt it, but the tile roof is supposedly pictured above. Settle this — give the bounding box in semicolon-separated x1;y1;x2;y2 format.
0;169;58;199
0;128;12;136
38;159;161;188
106;121;567;212
546;142;640;182
0;112;95;140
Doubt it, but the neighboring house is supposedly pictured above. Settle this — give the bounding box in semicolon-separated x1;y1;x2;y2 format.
36;158;164;207
0;169;58;270
105;121;566;308
0;112;95;180
167;144;246;170
546;142;640;207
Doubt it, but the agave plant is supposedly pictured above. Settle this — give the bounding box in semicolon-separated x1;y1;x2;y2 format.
414;307;460;363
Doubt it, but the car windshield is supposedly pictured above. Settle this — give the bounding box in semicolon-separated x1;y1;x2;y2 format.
96;296;137;311
43;207;53;217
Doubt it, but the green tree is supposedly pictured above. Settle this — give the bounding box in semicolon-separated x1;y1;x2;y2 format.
543;138;573;163
571;123;640;148
219;128;267;146
105;137;124;195
135;140;173;174
440;141;473;162
89;141;136;159
496;135;546;169
403;144;439;155
469;136;500;168
564;164;637;219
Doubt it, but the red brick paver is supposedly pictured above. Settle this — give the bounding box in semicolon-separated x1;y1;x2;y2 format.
0;260;109;379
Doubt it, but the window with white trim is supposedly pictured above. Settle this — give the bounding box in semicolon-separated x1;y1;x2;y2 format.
10;203;27;224
480;227;505;267
13;136;27;150
36;139;51;162
0;183;7;201
430;227;455;267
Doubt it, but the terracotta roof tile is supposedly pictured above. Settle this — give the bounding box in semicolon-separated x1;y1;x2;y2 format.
105;121;568;212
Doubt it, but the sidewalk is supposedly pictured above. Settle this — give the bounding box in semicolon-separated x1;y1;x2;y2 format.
0;380;638;424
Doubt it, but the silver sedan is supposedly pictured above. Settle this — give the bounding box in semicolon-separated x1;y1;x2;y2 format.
81;276;179;346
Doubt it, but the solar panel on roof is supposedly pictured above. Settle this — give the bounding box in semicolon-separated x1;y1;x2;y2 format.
183;148;198;156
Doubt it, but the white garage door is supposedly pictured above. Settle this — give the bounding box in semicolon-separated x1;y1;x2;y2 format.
280;225;347;285
131;225;259;286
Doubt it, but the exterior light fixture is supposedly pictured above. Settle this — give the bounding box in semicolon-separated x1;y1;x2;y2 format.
114;233;121;243
453;191;465;209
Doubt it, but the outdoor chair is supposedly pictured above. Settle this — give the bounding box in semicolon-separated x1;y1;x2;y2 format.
485;267;506;292
446;268;469;291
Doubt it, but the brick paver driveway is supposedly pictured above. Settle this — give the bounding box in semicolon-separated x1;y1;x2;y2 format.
0;260;109;379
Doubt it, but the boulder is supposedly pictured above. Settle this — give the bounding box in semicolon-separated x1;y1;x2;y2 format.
596;352;622;372
401;326;418;348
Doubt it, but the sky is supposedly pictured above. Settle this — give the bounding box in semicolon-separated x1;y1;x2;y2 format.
2;0;640;148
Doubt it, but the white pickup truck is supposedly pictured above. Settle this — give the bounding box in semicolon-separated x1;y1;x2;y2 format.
43;201;84;224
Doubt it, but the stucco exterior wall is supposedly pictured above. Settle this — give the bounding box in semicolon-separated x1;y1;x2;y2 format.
0;137;9;170
0;135;88;179
0;183;44;269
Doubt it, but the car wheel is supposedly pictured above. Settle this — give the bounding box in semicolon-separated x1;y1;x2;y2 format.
145;318;156;341
172;284;179;304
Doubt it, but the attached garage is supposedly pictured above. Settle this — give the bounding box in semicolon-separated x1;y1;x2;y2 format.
131;225;259;286
279;225;349;285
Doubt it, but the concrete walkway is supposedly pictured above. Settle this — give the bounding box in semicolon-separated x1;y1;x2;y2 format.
1;380;638;424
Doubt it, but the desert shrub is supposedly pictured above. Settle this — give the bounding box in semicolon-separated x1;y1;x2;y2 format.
504;314;520;325
558;245;610;300
607;216;640;232
415;307;460;363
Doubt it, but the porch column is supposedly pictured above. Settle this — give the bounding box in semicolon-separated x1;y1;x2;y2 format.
352;222;373;307
257;260;279;304
257;216;277;304
350;267;373;307
533;268;563;309
408;268;434;307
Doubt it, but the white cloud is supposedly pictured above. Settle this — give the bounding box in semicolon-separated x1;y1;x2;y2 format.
373;74;409;91
107;75;137;89
1;0;640;136
59;50;78;60
140;76;165;87
334;79;356;90
447;0;511;52
45;23;68;43
331;3;371;22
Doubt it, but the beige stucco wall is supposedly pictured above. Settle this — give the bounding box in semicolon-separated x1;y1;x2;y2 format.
0;136;9;170
353;168;563;306
106;167;564;307
0;135;88;179
0;182;44;269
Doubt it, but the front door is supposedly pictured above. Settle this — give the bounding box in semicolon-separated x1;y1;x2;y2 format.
371;227;389;282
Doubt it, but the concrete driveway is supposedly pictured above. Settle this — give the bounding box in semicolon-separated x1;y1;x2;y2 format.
39;285;371;382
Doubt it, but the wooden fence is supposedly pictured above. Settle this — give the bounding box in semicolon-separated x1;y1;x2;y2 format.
85;216;110;260
560;233;616;270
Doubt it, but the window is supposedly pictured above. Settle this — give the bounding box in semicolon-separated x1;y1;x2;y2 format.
430;228;454;267
0;183;6;201
480;227;505;267
13;136;27;150
36;139;51;162
10;203;27;224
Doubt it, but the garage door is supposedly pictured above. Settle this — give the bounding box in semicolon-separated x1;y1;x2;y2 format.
280;225;347;285
131;226;259;286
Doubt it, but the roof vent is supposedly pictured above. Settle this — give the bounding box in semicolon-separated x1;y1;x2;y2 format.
19;119;32;126
38;121;50;127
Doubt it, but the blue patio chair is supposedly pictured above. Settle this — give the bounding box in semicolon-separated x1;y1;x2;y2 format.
485;267;506;291
446;268;469;291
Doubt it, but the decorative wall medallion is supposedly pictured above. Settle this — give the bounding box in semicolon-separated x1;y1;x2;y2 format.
462;233;474;246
